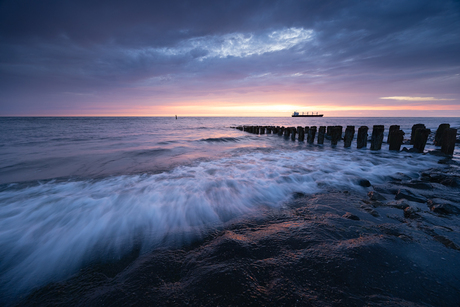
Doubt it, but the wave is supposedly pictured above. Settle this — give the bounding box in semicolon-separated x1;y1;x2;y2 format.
200;137;240;143
0;148;442;302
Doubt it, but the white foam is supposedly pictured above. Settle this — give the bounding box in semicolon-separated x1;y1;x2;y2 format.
0;148;441;298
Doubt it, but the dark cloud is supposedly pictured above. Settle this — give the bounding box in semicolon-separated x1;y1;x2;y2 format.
0;0;459;115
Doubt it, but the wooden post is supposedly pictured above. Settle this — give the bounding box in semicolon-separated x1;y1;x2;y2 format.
331;126;342;145
318;126;326;144
389;129;404;151
284;127;291;138
388;125;400;144
266;126;271;134
291;127;296;141
410;124;425;144
297;127;305;141
326;126;332;137
434;123;450;146
344;126;355;148
260;126;265;134
357;126;368;149
412;128;431;153
308;126;317;144
278;127;284;136
441;128;457;155
370;125;384;150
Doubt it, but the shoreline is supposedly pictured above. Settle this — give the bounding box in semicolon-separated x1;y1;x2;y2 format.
15;159;460;306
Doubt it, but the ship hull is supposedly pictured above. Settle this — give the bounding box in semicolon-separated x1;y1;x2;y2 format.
292;115;323;117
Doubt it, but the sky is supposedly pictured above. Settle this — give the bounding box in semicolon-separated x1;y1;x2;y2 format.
0;0;459;117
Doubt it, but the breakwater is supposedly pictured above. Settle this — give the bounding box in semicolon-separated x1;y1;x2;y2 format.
233;123;458;155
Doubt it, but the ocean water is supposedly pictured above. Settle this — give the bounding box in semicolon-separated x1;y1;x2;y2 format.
0;117;459;305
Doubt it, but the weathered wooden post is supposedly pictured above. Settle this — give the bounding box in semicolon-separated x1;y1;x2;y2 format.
297;127;305;141
344;126;355;148
274;126;279;134
278;126;285;136
387;125;400;144
441;128;457;155
308;126;317;144
331;126;342;146
434;123;450;146
357;126;368;149
318;126;326;144
370;125;384;150
291;127;297;141
327;126;332;138
284;127;291;138
410;124;425;144
389;129;405;151
266;126;271;134
412;128;431;153
260;126;265;134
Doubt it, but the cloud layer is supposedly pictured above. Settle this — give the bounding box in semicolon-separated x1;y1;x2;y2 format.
0;0;459;115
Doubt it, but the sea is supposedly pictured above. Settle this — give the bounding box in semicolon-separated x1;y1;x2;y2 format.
1;117;459;306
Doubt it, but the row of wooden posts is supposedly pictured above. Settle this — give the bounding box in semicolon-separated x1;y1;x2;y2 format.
232;123;457;155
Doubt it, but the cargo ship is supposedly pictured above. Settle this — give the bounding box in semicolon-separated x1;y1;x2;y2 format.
292;111;323;117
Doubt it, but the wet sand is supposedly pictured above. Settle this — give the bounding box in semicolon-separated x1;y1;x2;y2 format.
16;161;460;306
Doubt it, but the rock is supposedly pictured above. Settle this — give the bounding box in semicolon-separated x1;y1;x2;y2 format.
387;200;410;210
368;191;386;201
361;205;380;217
342;212;360;220
395;189;426;203
427;200;460;215
401;147;419;153
399;181;433;190
358;179;371;187
426;173;459;187
404;207;420;219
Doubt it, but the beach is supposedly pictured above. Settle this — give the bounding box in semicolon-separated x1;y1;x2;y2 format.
1;117;459;306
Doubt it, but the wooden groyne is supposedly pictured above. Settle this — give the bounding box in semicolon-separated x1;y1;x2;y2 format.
233;123;458;155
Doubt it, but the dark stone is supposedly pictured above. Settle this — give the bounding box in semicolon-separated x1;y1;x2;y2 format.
410;124;425;145
358;179;371;187
368;191;386;201
317;126;326;144
399;181;433;190
387;200;410;210
370;125;384;150
434;123;450;146
401;147;419;153
404;207;420;219
361;205;380;217
441;128;457;156
427;200;460;215
343;212;360;220
357;126;368;149
344;126;355;148
395;189;426;203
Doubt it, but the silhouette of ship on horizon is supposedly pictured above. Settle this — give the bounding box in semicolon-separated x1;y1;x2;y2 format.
292;111;323;117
